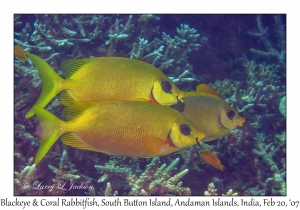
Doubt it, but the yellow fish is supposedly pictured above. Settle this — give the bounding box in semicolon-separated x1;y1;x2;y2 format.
198;150;224;171
25;53;184;118
173;84;245;141
33;101;205;164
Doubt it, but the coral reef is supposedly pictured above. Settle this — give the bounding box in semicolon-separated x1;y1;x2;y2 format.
248;15;286;69
95;157;191;195
14;14;286;196
14;159;38;195
204;182;238;196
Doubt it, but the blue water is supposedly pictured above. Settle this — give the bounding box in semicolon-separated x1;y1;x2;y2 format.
14;14;286;196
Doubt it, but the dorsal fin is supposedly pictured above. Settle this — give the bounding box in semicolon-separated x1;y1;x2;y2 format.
61;58;95;79
196;84;219;96
183;91;222;102
183;91;203;97
184;91;220;98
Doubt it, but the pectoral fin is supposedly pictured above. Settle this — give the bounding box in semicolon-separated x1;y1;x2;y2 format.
213;126;231;138
142;135;167;156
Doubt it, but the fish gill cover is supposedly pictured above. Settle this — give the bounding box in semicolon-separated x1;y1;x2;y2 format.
14;14;286;196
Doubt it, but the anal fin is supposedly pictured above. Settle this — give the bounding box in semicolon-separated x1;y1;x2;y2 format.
59;90;76;106
61;133;101;152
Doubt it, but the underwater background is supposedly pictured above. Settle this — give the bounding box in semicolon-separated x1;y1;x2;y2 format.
14;14;286;196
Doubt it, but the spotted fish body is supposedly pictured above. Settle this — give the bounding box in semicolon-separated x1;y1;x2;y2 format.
26;54;184;118
33;101;205;164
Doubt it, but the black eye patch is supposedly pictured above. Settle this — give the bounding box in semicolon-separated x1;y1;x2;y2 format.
170;100;185;113
227;110;235;120
180;124;191;136
162;80;172;93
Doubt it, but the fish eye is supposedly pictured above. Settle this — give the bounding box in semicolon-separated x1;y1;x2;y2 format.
227;110;235;120
180;124;191;136
162;80;172;93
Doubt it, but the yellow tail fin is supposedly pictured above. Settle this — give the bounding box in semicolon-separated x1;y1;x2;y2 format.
25;53;65;118
33;106;66;164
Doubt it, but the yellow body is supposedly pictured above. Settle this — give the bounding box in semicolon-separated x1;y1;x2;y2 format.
26;54;184;118
33;101;205;164
180;91;245;141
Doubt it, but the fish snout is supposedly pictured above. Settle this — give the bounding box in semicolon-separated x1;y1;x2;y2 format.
196;131;206;145
196;136;204;145
177;91;185;103
238;117;246;127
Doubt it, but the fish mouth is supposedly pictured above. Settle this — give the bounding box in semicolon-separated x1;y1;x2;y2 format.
238;117;246;127
196;137;201;145
150;86;185;106
196;135;204;145
177;92;185;103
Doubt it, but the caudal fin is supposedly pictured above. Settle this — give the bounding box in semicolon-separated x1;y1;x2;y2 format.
33;106;66;164
25;53;65;118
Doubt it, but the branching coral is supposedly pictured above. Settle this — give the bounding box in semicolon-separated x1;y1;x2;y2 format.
105;16;132;56
252;132;286;195
226;60;285;115
14;159;38;195
95;157;191;195
210;79;237;99
169;69;198;84
204;182;218;196
129;22;201;87
248;15;286;69
48;149;93;195
104;182;118;196
204;182;238;196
